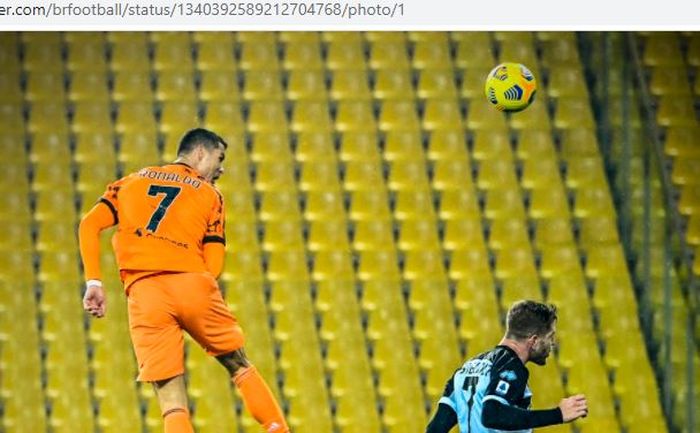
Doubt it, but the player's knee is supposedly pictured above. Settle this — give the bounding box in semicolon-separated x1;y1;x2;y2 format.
216;348;250;376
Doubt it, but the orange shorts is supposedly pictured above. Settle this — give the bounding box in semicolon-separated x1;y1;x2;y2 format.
126;272;245;382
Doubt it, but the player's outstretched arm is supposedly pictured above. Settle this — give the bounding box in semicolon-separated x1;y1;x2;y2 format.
559;394;588;422
79;202;117;318
482;398;564;430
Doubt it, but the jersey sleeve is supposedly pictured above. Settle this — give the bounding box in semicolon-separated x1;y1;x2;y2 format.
483;360;529;406
98;176;127;225
203;189;225;245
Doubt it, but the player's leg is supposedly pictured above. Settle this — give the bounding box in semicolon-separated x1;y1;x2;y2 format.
153;375;193;433
127;275;193;433
175;272;289;433
216;349;288;433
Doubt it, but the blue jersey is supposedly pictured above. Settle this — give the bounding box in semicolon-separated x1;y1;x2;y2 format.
438;345;533;433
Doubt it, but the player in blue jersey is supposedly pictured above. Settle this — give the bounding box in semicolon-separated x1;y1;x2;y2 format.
426;300;588;433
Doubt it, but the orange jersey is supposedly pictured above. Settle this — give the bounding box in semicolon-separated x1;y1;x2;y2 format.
99;163;225;276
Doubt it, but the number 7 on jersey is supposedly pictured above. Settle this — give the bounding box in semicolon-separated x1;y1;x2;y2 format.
146;184;181;232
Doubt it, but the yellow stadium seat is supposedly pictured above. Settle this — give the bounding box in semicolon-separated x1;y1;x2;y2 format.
155;71;197;102
295;132;336;162
533;217;575;250
678;183;700;216
373;69;415;100
554;96;596;129
448;247;491;280
664;126;700;158
397;219;441;251
118;132;160;168
335;101;378;132
330;70;372;101
403;250;448;280
426;129;469;161
472;130;512;161
387;160;431;191
224;221;260;252
417;69;458;99
72;101;113;134
494;247;538;280
32;163;73;194
501;274;543;307
578;216;620;249
109;40;151;72
438;189;481;220
422;99;464;131
339;132;381;162
303;190;345;222
325;41;367;71
312;250;355;281
0;190;31;224
466;99;509;131
454;38;495;69
152;42;194;72
0;34;20;74
540;38;582;68
360;279;402;312
115;102;157;134
368;42;411;70
160;101;199;134
348;190;392;222
498;40;539;73
671;157;700;186
584;244;628;278
559;127;600;159
0;71;22;104
290;101;333;133
299;161;342;192
283;41;324;71
459;67;493;99
442;218;486;252
242;70;284;101
656;95;698;127
546;67;589;99
30;132;71;165
111;71;154;103
258;190;302;222
25;72;65;102
204;102;245;137
648;67;690;96
261;220;305;252
394;190;437;221
247;101;288;133
516;128;556;160
266;250;310;281
248;132;290;163
27;102;69;134
68;71;110;102
521;157;561;190
343;160;386;191
488;218;531;250
687;214;700;247
239;41;280;71
352;220;395;251
494;31;535;43
38;250;80;282
36;221;78;252
509;97;552;130
477;160;519;191
254;160;297;192
573;187;616;219
378;100;421;132
539;244;582;279
23;43;63;73
564;156;608;189
432;159;475;192
412;40;452;70
642;33;684;66
195;42;236;72
286;70;327;101
307;220;350;252
66;41;108;72
357;249;401;281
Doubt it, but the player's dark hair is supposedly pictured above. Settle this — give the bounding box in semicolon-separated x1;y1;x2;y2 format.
505;300;557;340
176;128;227;156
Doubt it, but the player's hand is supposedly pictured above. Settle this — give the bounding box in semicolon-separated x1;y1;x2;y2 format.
559;394;588;422
83;284;106;318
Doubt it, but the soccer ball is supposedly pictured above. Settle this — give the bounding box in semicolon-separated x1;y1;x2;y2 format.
484;63;537;112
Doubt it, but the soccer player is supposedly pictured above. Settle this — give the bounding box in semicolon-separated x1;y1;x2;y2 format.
426;300;588;433
79;128;289;433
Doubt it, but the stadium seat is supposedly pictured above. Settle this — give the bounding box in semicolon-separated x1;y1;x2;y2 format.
454;37;495;70
521;157;561;190
422;99;464;130
476;159;519;191
307;220;350;252
239;41;280;71
295;132;336;162
325;41;367;71
554;97;596;129
291;101;333;132
373;69;415;100
299;160;342;192
494;247;538;280
159;101;200;134
312;250;355;281
368;42;411;70
642;33;684;66
472;130;512;161
655;95;698;127
303;190;346;222
72;101;113;134
483;188;527;220
109;39;151;72
387;160;431;191
357;250;401;281
348;190;392;222
664;126;700;158
195;41;236;72
426;129;469;161
397;219;441;251
243;70;285;101
247;101;289;133
431;159;475;192
153;42;194;72
466;99;509;131
287;70;327;101
23;43;64;73
509;99;552;131
540;38;582;69
459;67;493;100
343;160;386;192
338;132;381;162
155;71;197;102
261;220;305;252
335;100;378;132
488;218;531;250
283;41;324;71
352;220;395;251
394;190;437;221
258;190;302;222
330;70;372;101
